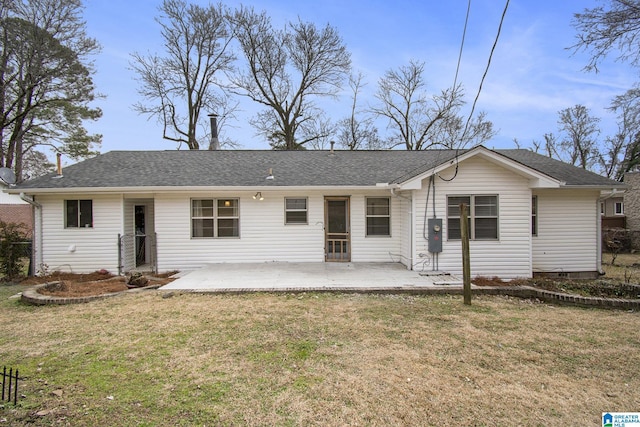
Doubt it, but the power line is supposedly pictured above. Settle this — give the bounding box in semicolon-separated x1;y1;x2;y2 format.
452;0;472;91
461;0;510;143
438;0;510;183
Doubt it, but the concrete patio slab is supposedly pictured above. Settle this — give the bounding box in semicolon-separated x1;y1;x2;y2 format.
160;262;463;292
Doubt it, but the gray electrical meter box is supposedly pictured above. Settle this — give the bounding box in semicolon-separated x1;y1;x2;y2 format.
428;218;443;253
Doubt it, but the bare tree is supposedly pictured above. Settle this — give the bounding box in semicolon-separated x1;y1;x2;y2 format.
131;0;236;150
608;87;640;179
231;7;351;150
572;0;640;72
0;0;101;182
542;133;561;158
431;110;495;149
371;60;494;150
336;72;382;150
557;105;601;170
570;2;640;179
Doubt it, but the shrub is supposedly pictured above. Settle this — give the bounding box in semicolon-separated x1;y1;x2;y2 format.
0;221;31;281
603;228;631;265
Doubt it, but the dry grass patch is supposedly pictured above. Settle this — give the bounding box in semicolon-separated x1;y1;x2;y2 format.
602;252;640;282
0;287;638;426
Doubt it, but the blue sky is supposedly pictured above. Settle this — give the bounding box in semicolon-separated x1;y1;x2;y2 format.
80;0;637;155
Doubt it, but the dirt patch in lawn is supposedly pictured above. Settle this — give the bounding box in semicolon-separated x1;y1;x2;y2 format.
20;271;176;297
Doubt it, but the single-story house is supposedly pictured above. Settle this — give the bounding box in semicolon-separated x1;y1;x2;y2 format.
6;145;625;279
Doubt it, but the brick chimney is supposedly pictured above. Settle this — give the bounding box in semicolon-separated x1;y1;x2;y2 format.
208;114;220;150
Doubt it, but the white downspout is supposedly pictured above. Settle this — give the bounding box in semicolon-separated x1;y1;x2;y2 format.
20;193;42;275
391;187;413;270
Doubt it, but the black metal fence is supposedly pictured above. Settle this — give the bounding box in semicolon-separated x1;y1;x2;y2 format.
1;366;19;405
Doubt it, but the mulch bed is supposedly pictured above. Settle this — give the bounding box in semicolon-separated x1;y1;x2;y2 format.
20;271;175;298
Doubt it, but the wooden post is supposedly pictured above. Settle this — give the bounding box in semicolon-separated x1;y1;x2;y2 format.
460;203;471;305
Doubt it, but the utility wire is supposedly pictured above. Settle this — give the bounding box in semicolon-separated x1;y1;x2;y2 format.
438;0;510;182
452;0;472;92
434;0;472;182
460;0;510;143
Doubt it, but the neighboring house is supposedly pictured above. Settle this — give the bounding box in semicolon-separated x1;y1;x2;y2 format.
7;146;624;279
623;172;640;248
0;182;33;235
601;195;625;230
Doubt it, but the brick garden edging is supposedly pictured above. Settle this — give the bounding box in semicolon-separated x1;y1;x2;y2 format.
20;282;640;309
472;286;640;310
21;282;161;305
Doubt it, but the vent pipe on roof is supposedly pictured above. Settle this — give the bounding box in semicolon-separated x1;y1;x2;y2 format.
56;152;63;177
330;140;335;154
208;114;220;150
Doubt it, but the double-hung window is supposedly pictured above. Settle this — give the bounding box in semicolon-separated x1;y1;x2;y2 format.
191;198;239;238
65;200;93;228
285;198;308;224
366;197;390;236
447;195;498;240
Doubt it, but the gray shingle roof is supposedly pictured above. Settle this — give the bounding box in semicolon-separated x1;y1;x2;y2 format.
496;149;622;187
13;148;623;191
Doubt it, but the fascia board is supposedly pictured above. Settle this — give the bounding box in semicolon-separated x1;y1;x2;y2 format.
7;185;387;195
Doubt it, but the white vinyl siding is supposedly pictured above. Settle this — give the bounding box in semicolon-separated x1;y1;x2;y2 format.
153;191;403;271
352;193;402;262
39;194;122;273
156;192;325;271
532;189;599;274
412;156;532;279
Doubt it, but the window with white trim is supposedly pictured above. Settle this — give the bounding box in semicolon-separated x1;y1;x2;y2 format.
447;195;498;240
366;197;390;236
191;198;239;238
65;200;93;228
285;198;308;224
615;201;624;215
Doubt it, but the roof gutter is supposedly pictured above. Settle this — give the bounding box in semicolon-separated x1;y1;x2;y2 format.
19;192;41;208
8;184;388;195
561;184;627;191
